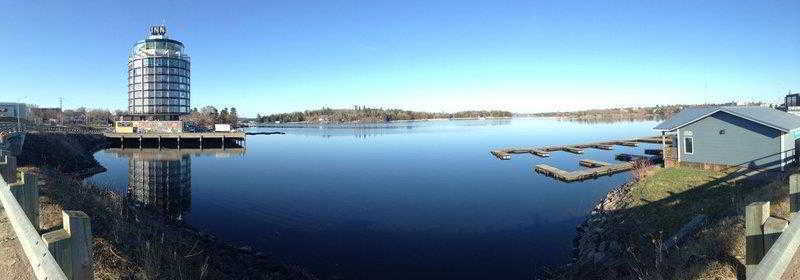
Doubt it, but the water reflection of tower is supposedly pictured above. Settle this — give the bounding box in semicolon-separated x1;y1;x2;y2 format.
127;153;191;220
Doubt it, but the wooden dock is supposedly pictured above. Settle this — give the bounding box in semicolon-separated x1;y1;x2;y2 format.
615;153;651;162
491;135;668;182
562;147;584;154
644;149;663;156
489;135;669;160
578;159;610;167
534;161;635;182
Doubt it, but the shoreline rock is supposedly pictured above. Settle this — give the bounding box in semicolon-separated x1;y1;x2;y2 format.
569;180;636;276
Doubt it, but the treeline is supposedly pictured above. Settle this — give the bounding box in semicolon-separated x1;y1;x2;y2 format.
256;107;512;123
180;106;239;128
29;106;123;126
530;103;744;120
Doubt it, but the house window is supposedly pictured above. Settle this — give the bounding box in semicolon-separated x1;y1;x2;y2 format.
684;137;694;154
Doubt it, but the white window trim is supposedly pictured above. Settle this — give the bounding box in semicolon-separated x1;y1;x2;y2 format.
781;132;786;171
684;136;694;155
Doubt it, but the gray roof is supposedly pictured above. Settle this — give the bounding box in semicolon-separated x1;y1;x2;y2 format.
654;106;800;132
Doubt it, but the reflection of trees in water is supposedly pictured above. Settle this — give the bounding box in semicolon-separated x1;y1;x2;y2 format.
269;119;513;138
127;154;192;221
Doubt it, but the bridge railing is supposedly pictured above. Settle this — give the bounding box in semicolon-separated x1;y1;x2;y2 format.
0;153;93;280
746;174;800;279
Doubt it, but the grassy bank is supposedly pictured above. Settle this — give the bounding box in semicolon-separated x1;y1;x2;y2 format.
562;166;792;279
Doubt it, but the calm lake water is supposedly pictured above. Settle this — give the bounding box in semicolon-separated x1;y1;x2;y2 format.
88;118;660;279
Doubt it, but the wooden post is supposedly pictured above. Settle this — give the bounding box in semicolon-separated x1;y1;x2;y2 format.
8;171;39;230
42;211;93;280
790;174;800;214
746;201;770;278
0;155;17;184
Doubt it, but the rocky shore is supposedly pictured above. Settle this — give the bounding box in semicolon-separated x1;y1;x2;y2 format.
568;181;637;279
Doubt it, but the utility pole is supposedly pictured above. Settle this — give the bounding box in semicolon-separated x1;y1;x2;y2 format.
59;97;63;125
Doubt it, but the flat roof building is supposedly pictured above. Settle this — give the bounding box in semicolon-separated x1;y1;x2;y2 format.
0;103;30;121
127;25;191;121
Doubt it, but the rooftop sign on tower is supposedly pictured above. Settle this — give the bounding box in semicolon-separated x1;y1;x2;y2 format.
150;25;167;36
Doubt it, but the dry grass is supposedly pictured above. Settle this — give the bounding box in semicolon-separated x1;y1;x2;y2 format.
630;159;657;182
559;166;794;280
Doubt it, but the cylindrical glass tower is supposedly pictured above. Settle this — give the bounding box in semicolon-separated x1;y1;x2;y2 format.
127;25;190;120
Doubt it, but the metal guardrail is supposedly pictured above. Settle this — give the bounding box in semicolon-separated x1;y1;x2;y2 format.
751;213;800;279
0;153;92;280
0;159;68;280
746;174;800;279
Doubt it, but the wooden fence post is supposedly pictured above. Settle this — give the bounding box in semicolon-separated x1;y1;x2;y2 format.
42;210;93;280
8;171;39;231
746;201;770;278
0;154;17;184
790;174;800;214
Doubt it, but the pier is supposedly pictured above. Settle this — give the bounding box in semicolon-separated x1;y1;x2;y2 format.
104;132;246;150
489;136;668;161
491;136;668;182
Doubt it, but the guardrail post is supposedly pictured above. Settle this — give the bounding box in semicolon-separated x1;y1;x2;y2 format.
790;174;800;214
42;210;93;280
0;154;17;183
8;171;39;231
746;201;770;278
764;217;789;254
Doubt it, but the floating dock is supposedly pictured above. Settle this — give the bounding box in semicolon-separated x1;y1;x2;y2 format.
491;136;668;182
534;161;635;182
562;147;584;154
644;149;663;156
578;159;610;167
489;135;668;160
615;153;651;162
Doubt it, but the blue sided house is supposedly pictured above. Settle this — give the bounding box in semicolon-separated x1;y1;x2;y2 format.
654;106;800;171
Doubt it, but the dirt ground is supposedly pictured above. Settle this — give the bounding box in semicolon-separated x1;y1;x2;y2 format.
0;204;34;280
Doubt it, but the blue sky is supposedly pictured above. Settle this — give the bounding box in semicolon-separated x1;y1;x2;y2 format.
1;1;798;117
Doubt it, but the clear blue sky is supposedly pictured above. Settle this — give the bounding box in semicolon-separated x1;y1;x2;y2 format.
1;1;798;117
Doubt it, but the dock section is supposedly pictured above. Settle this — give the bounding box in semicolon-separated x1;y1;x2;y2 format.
489;135;669;160
492;135;668;182
578;159;610;167
535;161;635;182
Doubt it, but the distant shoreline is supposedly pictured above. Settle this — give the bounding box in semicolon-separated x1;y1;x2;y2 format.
246;116;514;126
